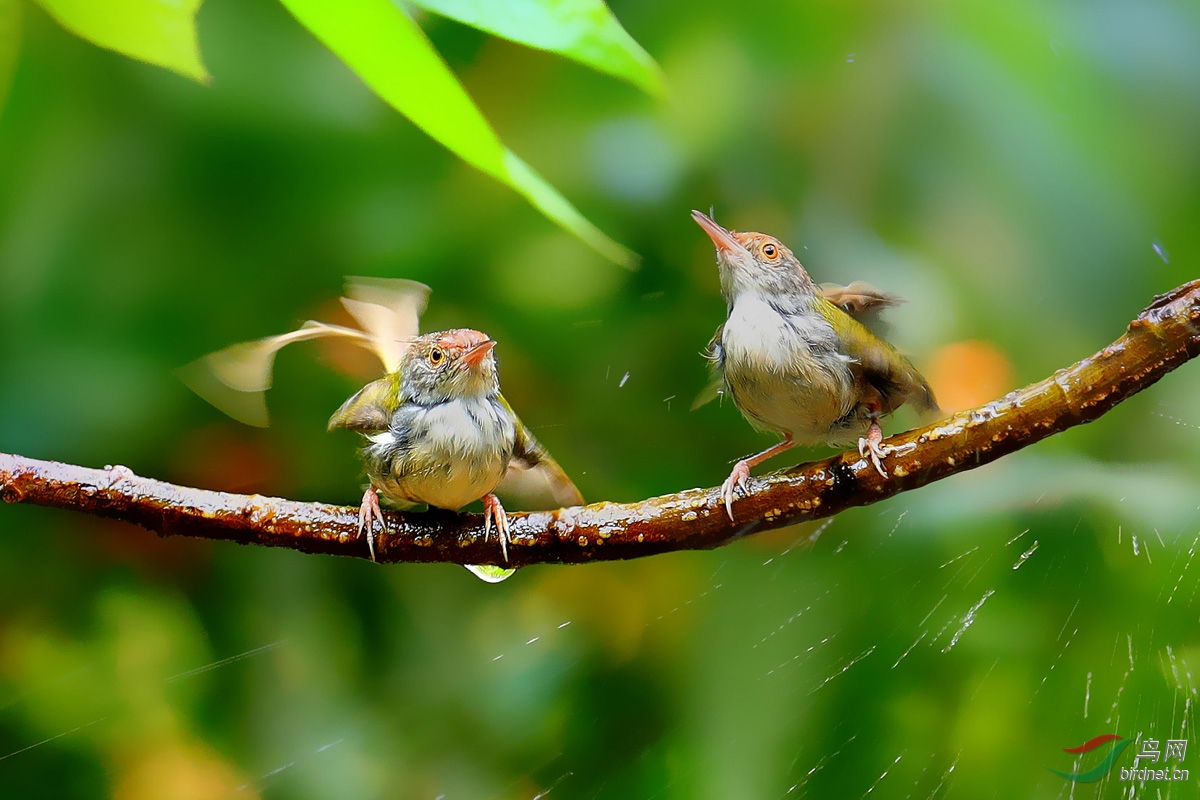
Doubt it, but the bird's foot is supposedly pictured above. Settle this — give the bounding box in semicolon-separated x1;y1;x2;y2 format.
857;421;891;478
358;486;385;562
483;493;510;563
720;460;752;521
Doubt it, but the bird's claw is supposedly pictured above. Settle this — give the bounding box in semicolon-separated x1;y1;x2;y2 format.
858;422;890;478
483;493;510;563
358;487;385;562
720;461;752;521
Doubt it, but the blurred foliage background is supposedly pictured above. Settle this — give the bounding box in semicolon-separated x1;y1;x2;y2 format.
3;0;1200;797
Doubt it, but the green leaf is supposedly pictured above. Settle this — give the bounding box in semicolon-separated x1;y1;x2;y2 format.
501;151;635;267
34;0;208;83
279;0;636;267
0;0;20;114
410;0;664;97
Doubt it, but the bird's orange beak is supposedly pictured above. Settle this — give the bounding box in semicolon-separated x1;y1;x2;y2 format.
462;339;497;369
691;210;744;255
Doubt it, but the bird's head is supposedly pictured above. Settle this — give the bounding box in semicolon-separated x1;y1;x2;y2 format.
692;210;818;304
400;328;500;405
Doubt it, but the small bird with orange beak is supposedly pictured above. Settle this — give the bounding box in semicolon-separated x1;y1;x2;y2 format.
691;211;939;520
330;327;582;573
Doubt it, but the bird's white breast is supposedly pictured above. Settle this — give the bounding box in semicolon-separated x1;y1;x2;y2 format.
721;292;856;441
378;396;515;511
724;294;810;367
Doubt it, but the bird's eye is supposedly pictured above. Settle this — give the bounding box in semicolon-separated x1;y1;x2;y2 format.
427;348;445;367
761;242;779;260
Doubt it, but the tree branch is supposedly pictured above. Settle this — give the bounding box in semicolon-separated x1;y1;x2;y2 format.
3;281;1199;567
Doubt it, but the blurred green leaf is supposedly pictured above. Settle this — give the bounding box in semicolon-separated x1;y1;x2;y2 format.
280;0;637;267
502;150;637;266
0;0;19;113
33;0;209;83
411;0;665;97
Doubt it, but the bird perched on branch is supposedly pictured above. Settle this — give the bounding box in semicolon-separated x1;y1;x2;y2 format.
179;278;583;581
691;211;939;520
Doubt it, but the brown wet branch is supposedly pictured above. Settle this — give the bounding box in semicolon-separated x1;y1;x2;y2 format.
3;281;1200;567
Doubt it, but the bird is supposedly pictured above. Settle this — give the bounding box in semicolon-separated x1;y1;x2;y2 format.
691;210;939;520
327;326;583;574
179;278;582;581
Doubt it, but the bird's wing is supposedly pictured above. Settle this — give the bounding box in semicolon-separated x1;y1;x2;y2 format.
326;374;398;433
495;397;584;509
177;322;375;427
834;301;940;418
180;278;431;426
906;370;941;418
819;281;901;316
820;280;902;340
340;277;430;372
690;322;726;410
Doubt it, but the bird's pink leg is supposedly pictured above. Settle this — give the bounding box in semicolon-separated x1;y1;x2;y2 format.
482;493;510;562
358;486;386;562
857;411;890;478
721;436;795;521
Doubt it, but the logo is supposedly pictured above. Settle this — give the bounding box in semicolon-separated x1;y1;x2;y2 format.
1048;734;1189;784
